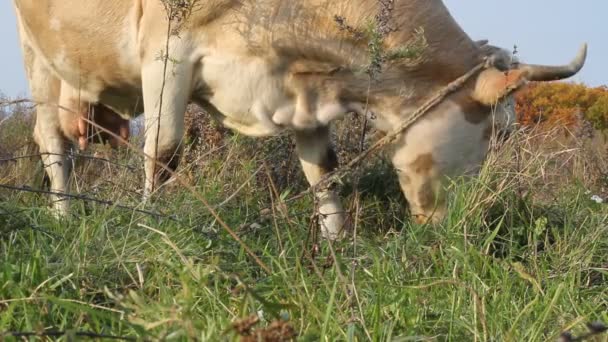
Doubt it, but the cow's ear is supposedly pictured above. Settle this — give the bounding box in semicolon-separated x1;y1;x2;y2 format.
471;68;527;106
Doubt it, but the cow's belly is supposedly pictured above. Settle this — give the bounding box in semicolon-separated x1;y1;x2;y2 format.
199;54;292;137
15;0;142;115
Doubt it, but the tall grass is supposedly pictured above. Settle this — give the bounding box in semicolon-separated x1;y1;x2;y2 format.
0;102;606;341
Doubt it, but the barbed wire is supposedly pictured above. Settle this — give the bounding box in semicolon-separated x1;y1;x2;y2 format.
2;330;138;341
0;183;175;220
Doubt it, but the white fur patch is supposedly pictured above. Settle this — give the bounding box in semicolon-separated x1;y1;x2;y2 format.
251;101;281;131
316;103;347;125
199;52;353;134
271;102;347;129
318;200;345;240
271;105;295;126
292;111;316;130
50;18;61;31
392;100;488;176
201;54;289;135
116;5;142;75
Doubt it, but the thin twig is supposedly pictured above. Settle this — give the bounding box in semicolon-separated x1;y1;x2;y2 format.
266;174;285;252
0;98;71;114
151;7;174;191
346;75;374;342
213;165;264;209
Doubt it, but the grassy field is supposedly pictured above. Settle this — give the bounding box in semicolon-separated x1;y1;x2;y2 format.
0;103;607;341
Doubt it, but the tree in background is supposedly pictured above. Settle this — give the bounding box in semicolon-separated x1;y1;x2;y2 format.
515;82;608;133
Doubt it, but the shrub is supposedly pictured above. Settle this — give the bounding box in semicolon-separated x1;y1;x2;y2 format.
515;82;608;132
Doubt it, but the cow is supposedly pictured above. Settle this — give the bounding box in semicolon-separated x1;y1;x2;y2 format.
13;0;586;239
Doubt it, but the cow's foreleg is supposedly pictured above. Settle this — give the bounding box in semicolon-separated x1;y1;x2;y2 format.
295;127;346;240
141;54;192;198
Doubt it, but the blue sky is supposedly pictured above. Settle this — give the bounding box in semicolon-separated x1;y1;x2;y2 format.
1;1;605;97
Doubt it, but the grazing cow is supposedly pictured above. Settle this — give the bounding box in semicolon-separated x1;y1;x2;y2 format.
13;0;586;239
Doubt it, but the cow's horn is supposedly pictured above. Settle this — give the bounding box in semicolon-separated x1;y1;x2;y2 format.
519;43;588;81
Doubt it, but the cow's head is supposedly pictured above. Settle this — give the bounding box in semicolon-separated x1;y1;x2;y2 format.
376;42;587;224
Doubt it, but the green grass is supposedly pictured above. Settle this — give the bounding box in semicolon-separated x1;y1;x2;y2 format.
0;130;607;341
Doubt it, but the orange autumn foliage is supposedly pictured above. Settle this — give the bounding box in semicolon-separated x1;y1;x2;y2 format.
515;82;608;131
